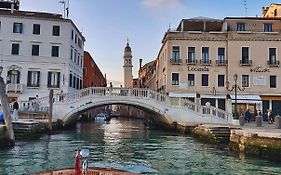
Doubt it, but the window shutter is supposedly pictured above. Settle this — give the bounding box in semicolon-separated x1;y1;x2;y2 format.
57;72;61;88
17;70;20;84
7;70;11;83
27;71;31;86
37;71;40;87
47;72;51;87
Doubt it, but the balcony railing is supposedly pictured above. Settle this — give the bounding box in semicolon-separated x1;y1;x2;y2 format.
267;60;280;67
186;59;197;65
170;58;182;65
6;83;23;93
200;59;212;65
240;59;252;66
216;59;228;66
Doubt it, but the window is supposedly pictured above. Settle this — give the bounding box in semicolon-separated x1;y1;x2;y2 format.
7;69;20;84
202;47;209;62
52;25;60;36
218;75;225;87
11;43;19;55
264;23;272;32
242;75;249;87
47;72;60;88
32;44;39;56
274;9;278;17
13;22;22;33
172;46;180;60
218;48;225;62
78;38;82;48
202;74;209;86
71;30;74;40
237;23;245;31
52;46;59;57
171;73;179;85
69;73;73;87
27;71;40;87
269;48;276;64
188;47;195;62
70;48;73;60
242;47;249;63
33;24;40;35
188;74;195;86
270;75;277;88
75;34;77;44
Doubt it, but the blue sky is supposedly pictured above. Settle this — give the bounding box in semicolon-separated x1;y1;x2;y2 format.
21;0;275;84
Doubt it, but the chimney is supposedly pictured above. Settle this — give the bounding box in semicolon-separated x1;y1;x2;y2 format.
139;59;143;70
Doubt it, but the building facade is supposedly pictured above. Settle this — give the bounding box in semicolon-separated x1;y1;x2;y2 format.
154;15;281;117
0;9;85;101
83;51;106;88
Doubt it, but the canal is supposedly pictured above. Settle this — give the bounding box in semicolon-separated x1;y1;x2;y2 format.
0;118;281;175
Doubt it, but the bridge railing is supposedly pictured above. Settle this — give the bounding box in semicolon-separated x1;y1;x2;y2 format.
17;87;232;123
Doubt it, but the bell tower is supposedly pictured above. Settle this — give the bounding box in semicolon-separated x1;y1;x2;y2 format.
123;41;133;88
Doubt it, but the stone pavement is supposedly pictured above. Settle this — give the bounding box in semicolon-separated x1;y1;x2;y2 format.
234;120;281;138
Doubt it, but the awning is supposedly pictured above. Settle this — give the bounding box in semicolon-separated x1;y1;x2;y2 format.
201;94;226;99
169;92;196;98
230;94;262;104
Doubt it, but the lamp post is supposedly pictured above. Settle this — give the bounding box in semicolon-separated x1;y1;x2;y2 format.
226;74;245;119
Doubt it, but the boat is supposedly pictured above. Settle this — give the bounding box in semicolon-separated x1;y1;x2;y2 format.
95;113;111;122
31;148;139;175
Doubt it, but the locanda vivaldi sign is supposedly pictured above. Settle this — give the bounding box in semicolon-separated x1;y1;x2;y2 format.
250;65;270;73
187;66;209;71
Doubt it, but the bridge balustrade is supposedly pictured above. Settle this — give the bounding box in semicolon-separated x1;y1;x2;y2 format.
17;87;233;124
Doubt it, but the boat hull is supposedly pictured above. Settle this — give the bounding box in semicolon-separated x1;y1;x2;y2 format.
30;167;138;175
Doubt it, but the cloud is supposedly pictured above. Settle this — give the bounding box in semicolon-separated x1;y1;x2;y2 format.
142;0;185;9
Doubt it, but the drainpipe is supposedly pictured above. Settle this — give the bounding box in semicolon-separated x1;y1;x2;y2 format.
0;66;15;145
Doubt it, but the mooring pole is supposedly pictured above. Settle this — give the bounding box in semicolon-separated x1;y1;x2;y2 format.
0;74;15;145
48;89;53;133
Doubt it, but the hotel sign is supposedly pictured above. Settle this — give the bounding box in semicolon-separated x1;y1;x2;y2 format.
250;66;270;73
188;66;209;71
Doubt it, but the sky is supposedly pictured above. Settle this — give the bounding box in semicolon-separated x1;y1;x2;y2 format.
20;0;276;85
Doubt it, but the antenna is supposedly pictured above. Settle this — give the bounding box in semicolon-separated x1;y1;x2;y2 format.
241;0;248;17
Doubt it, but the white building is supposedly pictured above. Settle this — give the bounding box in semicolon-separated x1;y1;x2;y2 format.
0;9;85;101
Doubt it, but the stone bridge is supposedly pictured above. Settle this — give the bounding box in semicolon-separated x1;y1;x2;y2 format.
18;87;237;126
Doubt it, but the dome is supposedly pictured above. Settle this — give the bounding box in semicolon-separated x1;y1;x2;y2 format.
125;43;131;52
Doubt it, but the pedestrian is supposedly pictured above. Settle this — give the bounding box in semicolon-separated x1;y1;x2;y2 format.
12;99;19;121
245;109;251;123
267;109;273;124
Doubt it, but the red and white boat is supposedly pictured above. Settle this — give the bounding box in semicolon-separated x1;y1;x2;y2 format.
31;148;139;175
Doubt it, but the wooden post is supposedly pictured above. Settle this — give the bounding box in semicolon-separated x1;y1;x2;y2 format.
48;89;53;133
0;76;15;144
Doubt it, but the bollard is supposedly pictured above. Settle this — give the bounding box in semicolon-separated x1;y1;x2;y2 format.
255;115;262;127
239;115;245;126
275;115;281;129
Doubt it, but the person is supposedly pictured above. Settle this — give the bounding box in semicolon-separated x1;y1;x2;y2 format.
245;109;251;123
12;99;19;121
267;109;273;124
0;112;4;124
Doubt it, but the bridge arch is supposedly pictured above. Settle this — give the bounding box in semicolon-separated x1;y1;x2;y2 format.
59;98;172;126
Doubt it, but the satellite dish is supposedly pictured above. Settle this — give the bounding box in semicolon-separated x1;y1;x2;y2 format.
80;148;90;158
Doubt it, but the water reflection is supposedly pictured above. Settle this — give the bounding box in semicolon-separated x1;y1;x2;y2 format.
0;118;280;175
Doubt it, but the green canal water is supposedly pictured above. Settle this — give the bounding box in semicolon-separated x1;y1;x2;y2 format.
0;118;281;175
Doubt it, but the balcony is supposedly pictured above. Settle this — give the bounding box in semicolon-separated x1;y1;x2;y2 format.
216;59;228;66
199;59;212;66
267;60;280;67
240;60;252;66
186;59;197;65
6;83;23;93
170;58;182;65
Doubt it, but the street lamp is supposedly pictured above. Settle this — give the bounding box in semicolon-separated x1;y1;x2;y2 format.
226;74;245;119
